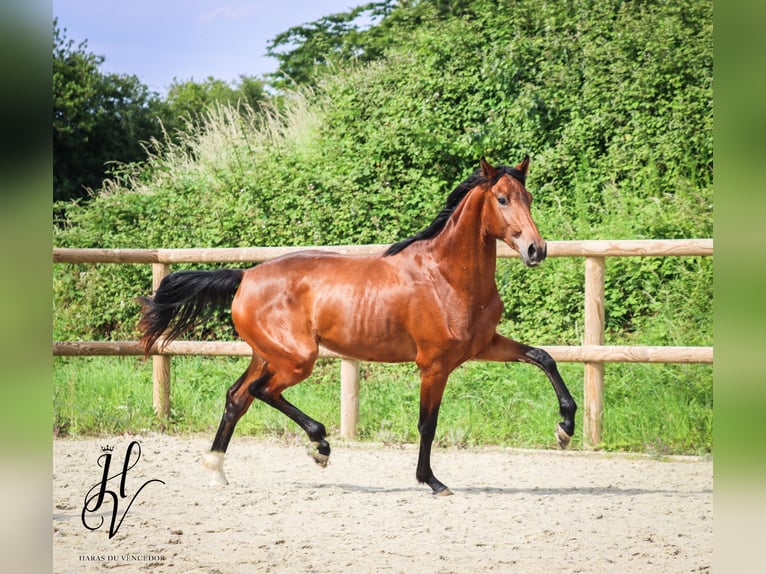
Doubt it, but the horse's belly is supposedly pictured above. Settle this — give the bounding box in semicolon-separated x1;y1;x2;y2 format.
313;291;418;363
319;336;417;363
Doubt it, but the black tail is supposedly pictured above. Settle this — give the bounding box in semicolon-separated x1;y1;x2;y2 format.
137;269;244;355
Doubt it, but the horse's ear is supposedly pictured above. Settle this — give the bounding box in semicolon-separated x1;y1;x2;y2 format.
480;157;497;179
515;155;530;177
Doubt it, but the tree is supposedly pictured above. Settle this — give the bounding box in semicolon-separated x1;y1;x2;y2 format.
265;0;479;88
266;1;394;88
53;19;164;203
160;75;268;134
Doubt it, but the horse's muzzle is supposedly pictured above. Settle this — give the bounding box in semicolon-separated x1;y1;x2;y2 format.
525;241;547;267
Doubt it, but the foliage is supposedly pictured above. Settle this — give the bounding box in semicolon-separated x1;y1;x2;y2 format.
55;0;712;343
53;19;164;202
158;75;268;137
53;20;269;204
266;1;392;88
267;0;493;89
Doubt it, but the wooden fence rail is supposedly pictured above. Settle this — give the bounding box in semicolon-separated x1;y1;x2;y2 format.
53;239;713;448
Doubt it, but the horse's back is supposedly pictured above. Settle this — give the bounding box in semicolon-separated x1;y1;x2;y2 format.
242;249;390;290
232;249;420;362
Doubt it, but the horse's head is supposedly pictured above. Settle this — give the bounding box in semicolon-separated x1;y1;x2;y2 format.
480;157;547;267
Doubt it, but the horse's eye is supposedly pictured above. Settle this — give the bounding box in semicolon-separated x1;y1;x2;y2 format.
497;196;508;206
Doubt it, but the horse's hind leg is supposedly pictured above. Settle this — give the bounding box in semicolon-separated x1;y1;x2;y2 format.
203;356;265;485
247;349;331;466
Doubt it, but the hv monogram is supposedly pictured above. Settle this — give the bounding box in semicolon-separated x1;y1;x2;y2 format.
81;441;165;538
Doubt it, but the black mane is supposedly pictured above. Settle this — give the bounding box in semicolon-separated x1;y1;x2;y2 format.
383;165;526;257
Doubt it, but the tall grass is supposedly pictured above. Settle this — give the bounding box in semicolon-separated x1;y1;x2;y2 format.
53;355;712;455
101;95;320;200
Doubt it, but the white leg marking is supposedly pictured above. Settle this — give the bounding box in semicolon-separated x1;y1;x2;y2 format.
202;451;229;486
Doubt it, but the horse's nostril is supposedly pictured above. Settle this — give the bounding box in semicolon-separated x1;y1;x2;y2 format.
526;242;546;264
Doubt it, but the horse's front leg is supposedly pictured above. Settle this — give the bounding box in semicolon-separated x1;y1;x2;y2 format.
475;333;577;448
416;364;453;496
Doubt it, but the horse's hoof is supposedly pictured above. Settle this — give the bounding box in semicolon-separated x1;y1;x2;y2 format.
202;451;229;486
308;442;330;467
434;487;454;497
311;452;329;467
208;472;229;486
555;423;572;449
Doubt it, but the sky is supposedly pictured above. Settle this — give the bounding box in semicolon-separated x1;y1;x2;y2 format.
53;0;369;94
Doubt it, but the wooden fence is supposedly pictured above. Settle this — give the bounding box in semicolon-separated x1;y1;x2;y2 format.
53;239;713;448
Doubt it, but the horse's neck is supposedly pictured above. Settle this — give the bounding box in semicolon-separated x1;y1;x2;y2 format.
429;190;498;292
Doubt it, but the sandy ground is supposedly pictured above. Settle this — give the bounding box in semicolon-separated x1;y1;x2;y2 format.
53;434;712;573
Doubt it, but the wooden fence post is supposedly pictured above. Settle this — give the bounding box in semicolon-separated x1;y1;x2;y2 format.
583;256;605;448
152;263;171;418
340;359;360;439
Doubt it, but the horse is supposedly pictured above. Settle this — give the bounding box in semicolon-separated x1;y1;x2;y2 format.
138;157;577;496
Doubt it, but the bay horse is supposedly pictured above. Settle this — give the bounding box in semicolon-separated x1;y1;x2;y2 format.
138;157;576;496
